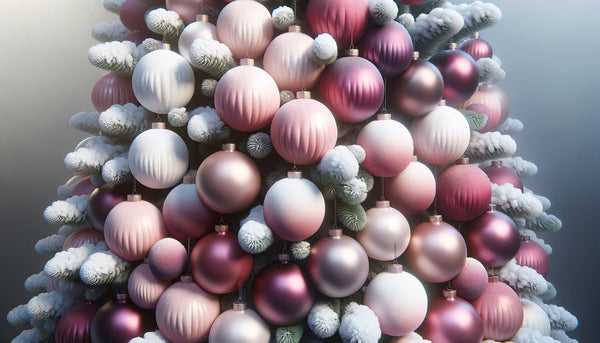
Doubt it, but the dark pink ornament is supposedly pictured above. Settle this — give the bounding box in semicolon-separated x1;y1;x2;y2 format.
70;176;96;196
436;158;492;222
148;238;188;280
419;289;483;343
515;236;549;277
306;0;369;48
482;160;523;191
55;302;100;343
62;228;105;250
429;46;479;106
90;294;156;343
359;21;413;77
460;32;493;61
450;257;488;300
123;31;148;45
119;0;151;32
92;72;138;113
86;183;129;232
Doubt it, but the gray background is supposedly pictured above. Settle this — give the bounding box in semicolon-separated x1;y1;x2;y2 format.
0;0;597;341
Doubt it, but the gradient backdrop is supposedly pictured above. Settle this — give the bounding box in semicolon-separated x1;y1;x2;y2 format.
0;0;597;341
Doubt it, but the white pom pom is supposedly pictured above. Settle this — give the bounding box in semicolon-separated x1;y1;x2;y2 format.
167;107;189;127
308;302;340;338
247;132;272;159
312;33;338;65
397;13;415;28
187;106;230;143
317;146;360;183
339;302;381;343
201;79;218;97
346;145;366;163
272;6;295;31
369;0;398;25
238;205;274;254
290;241;311;260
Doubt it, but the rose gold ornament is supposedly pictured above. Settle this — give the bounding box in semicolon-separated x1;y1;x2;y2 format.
209;302;271;343
357;200;411;261
62;227;105;250
127;263;170;309
450;257;489;300
458;84;503;133
384;156;436;216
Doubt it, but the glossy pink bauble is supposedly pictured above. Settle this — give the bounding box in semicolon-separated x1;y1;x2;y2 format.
127;263;170;309
458;85;502;133
55;302;99;343
216;0;273;59
91;72;137;113
103;194;168;261
166;0;221;24
318;54;384;123
195;144;261;214
148;238;188;280
86;183;129;232
384;157;435;215
450;257;489;300
515;236;549;277
308;229;369;298
482;84;510;126
429;48;479;106
359;21;413;77
119;0;150;32
208;302;271;343
460;34;493;61
436;160;492;222
306;0;369;48
178;15;217;65
90;295;156;343
470;277;524;341
252;256;315;326
214;60;280;132
270;92;337;165
482;160;523;191
70;175;96;196
462;207;521;268
357;200;411;261
191;226;253;294
62;228;105;250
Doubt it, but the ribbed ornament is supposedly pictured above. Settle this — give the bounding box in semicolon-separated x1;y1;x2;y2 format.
91;72;138;113
359;21;413;77
460;33;493;61
515;236;549;277
306;0;370;48
127;263;170;309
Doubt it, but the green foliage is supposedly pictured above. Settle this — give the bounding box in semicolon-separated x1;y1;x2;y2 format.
459;109;488;131
276;323;304;343
336;202;367;232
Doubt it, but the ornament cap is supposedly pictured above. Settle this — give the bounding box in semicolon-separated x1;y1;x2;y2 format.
127;194;142;202
116;293;128;302
288;25;301;32
278;253;290;263
183;174;196;184
328;228;343;238
491;160;502;167
240;58;255;66
222;143;236;151
233;301;247;311
446;42;457;50
471;32;481;39
161;42;171;51
443;289;457;299
346;48;359;57
429;214;443;223
412;51;420;59
152;122;166;129
411;155;418;162
375;200;390;208
457;157;470;164
288;170;302;179
488;203;497;211
377;113;391;120
439;99;447;106
386;264;403;274
196;14;209;22
521;235;531;241
215;224;229;234
180;275;193;283
488;274;500;283
296;90;311;99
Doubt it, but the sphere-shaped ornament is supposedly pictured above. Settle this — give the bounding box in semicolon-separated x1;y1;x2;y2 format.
515;236;549;277
306;0;369;48
55;302;100;343
384;156;436;215
482;160;523;191
148;237;188;280
458;85;503;133
127;263;170;309
178;15;217;65
357;200;411;261
460;33;493;61
521;298;551;336
359;21;413;77
62;227;105;250
91;72;138;113
86;183;129;232
119;0;151;32
208;302;271;343
90;295;156;343
429;47;479;106
166;0;222;24
450;257;489;300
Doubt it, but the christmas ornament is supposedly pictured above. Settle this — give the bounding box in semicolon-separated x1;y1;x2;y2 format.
318;49;384;123
306;0;370;48
436;158;492;222
521;298;551;336
132;43;195;114
55;302;99;343
148;237;188;280
214;58;280;132
405;215;467;283
252;254;315;326
429;44;479;106
166;0;221;24
127;263;171;309
419;289;483;343
178;14;217;65
482;84;510;126
462;205;521;268
62;228;104;250
123;31;147;44
470;275;524;341
450;257;488;300
359;21;413;77
389;52;444;118
458;84;503;133
399;0;427;5
216;0;273;59
91;72;138;113
190;224;253;294
263;171;325;242
307;229;369;298
460;32;493;61
515;236;549;277
156;276;221;343
195;144;261;214
357;200;411;261
363;264;428;336
128;122;189;189
356;113;413;177
70;175;96;196
103;194;168;261
86;183;129;232
410;102;471;165
119;0;150;33
209;302;271;343
270;91;337;165
482;160;523;191
384;156;435;216
90;294;156;343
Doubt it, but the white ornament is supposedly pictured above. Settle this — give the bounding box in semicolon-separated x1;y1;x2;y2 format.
178;15;217;65
521;298;551;336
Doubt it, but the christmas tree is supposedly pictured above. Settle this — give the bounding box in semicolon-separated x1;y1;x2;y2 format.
5;0;580;342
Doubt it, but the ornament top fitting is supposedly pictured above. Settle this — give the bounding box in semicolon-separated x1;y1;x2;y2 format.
488;203;497;211
278;253;290;263
446;42;458;50
287;170;302;179
215;224;229;234
161;42;171;51
152;122;166;129
488;274;500;283
288;25;301;32
233;301;247;311
411;155;418;162
412;51;420;60
377;113;392;120
328;228;343;238
240;58;255;66
429;214;443;223
180;275;194;283
443;289;457;299
116;293;128;302
375;200;391;208
457;157;470;164
183;174;196;184
439;99;447;106
491;160;503;167
196;14;209;22
471;32;481;39
296;90;311;99
386;264;403;274
521;235;531;241
346;48;359;57
127;194;142;202
222;143;236;151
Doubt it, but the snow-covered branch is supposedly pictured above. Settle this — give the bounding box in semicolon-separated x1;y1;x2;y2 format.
492;183;543;219
43;195;89;226
408;8;464;59
514;211;563;233
444;1;502;43
70;112;100;135
512;327;559;343
129;331;169;343
464;131;517;163
167;107;189;127
189;39;236;78
102;154;132;184
88;41;140;76
337;203;367;232
80;249;131;286
477;56;506;84
187;106;230;143
497;117;523;135
64;136;127;175
499;259;548;296
99;103;152;141
369;0;399;26
34;235;67;255
145;8;184;40
238;205;274;254
44;243;106;279
27;291;76;320
103;0;124;14
92;21;131;42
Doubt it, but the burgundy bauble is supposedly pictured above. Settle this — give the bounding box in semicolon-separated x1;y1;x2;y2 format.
450;257;489;300
148;237;188;280
70;176;96;196
191;225;253;294
119;0;151;32
515;236;549;277
91;72;138;114
462;205;521;268
62;228;105;250
429;47;479;106
359;21;413;77
306;0;369;48
482;160;523;191
127;263;171;309
252;255;315;326
55;302;100;343
460;33;493;61
86;183;129;232
384;156;435;216
419;290;483;343
90;294;156;343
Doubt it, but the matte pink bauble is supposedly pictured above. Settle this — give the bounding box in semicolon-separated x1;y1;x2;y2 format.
127;263;171;309
166;0;221;24
306;0;369;48
252;255;315;326
429;47;479;106
156;277;221;343
482;84;510;126
190;225;253;294
208;302;271;343
419;290;483;343
318;51;384;123
308;229;369;298
263;26;324;92
214;59;280;132
482;160;523;191
450;257;488;300
270;92;337;165
103;194;168;261
86;183;129;232
70;176;96;196
216;0;273;59
384;156;435;215
148;237;188;280
470;276;524;341
263;171;325;241
405;215;467;283
195;144;261;214
359;21;413;77
462;206;521;268
363;264;428;336
90;294;156;343
460;33;493;61
119;0;150;32
515;236;549;277
357;200;411;261
356;113;413;177
55;302;99;343
521;298;551;336
458;85;502;133
91;72;138;113
62;228;105;250
436;159;492;222
178;14;217;65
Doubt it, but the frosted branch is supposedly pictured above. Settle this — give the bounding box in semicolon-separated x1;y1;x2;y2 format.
129;331;169;343
276;323;303;343
443;1;502;43
460;109;488;131
99;103;152;141
44;243;106;279
477;56;506;84
551;329;578;343
247;132;273;159
58;225;81;237
397;13;415;29
167;107;189;127
337;178;368;205
189;39;236;78
64;136;127;174
27;291;76;320
272;6;295;31
532;193;551;211
92;22;131;42
312;33;338;65
499;259;548;296
7;304;31;327
503;156;538;178
43;195;89;226
522;229;552;255
239;206;274;254
408;8;464;59
514;211;562;233
290;241;311;260
492;183;543;219
339;302;381;343
187;106;230;143
308;302;340;338
534;301;578;332
70;112;100;135
463;131;517;163
88;41;139;75
34;234;67;255
145;8;184;40
497;118;524;135
102;155;132;184
537;281;558;302
80;249;131;286
103;0;124;14
25;272;50;294
369;0;399;26
513;327;559;343
409;0;447;17
10;328;50;343
337;203;367;232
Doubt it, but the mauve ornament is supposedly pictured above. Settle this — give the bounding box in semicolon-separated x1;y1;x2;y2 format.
91;72;138;113
127;263;170;309
208;302;271;343
178;14;217;65
90;294;156;343
521;298;551;336
449;257;488;300
357;200;411;261
86;183;129;232
460;32;493;61
359;21;413;77
69;175;95;196
515;236;549;277
384;156;436;216
62;228;105;250
458;84;503;133
306;0;369;48
148;237;188;280
119;0;151;32
166;0;221;24
429;44;479;106
55;302;99;343
482;160;523;191
482;84;510;126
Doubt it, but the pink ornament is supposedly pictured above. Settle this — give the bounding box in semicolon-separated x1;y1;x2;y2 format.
400;0;428;4
515;236;549;277
252;255;315;326
263;26;324;91
458;85;502;133
357;200;411;261
214;59;280;132
195;144;261;214
70;175;96;196
263;171;325;242
178;14;217;65
405;215;467;283
306;0;369;48
166;0;222;24
462;205;521;268
384;156;435;216
55;302;100;343
359;21;413;77
419;290;483;343
482;160;523;191
436;159;492;222
86;183;129;232
127;263;171;309
103;194;168;261
90;294;156;343
62;228;105;250
470;276;524;341
190;225;253;294
119;0;150;32
270;91;337;165
91;72;137;113
450;257;489;300
209;302;271;343
429;46;479;106
123;31;148;45
156;277;221;343
148;238;188;280
308;229;369;298
482;84;510;126
216;0;273;59
460;33;493;61
318;51;384;123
